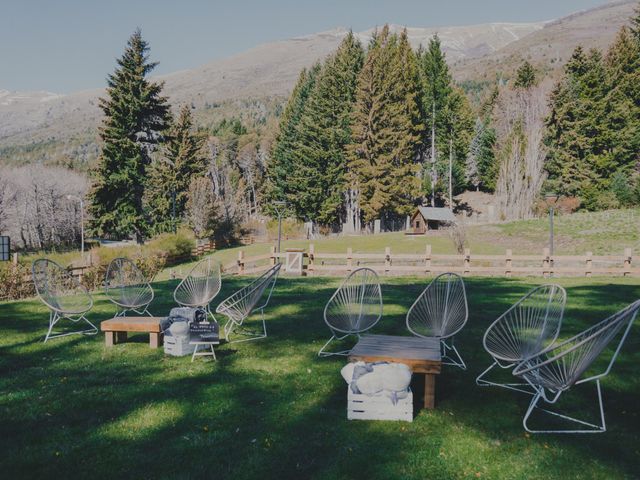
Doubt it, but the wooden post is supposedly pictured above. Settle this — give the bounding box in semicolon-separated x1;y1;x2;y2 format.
425;245;432;274
12;252;18;265
585;251;592;277
542;248;550;277
347;247;353;271
463;248;470;275
308;244;315;273
385;247;391;274
424;374;435;409
238;250;245;274
623;248;632;276
505;249;512;277
270;245;277;266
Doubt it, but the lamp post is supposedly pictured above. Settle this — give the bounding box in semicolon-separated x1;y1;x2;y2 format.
545;193;558;262
66;195;84;258
272;201;287;255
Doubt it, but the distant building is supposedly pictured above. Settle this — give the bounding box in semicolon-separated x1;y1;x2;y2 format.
409;207;456;234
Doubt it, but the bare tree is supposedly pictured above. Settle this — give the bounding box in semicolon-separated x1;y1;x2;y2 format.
186;176;219;240
494;80;552;220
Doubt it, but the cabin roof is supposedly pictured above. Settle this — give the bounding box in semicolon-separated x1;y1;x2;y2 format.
415;206;456;223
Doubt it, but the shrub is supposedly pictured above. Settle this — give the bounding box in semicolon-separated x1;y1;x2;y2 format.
147;230;195;260
0;263;35;301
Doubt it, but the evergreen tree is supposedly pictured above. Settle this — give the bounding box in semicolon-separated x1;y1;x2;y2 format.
146;105;208;233
87;29;170;241
347;26;422;224
514;61;537;89
264;65;320;212
419;35;473;205
287;32;364;225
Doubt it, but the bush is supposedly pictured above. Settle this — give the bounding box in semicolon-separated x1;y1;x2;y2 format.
0;263;35;301
147;230;195;260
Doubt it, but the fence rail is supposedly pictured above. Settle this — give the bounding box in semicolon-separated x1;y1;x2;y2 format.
226;245;637;277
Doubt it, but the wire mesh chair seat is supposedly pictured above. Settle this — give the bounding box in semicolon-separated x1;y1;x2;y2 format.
513;300;640;433
217;263;281;343
476;284;566;392
173;256;222;321
104;257;154;317
318;267;383;357
32;258;97;342
406;272;469;369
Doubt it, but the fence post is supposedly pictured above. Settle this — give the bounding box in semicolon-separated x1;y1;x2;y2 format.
308;243;315;274
270;245;276;266
425;245;431;274
347;247;353;272
12;252;18;265
385;247;391;274
238;250;245;275
623;248;632;276
463;248;470;275
542;248;550;277
585;251;592;277
505;249;512;277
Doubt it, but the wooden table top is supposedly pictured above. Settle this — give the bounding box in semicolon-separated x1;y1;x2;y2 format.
101;316;163;333
348;334;442;374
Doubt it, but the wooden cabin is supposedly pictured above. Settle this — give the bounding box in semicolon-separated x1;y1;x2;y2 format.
409;207;456;234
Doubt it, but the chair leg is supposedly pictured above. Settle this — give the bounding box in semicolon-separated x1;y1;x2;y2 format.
318;333;355;357
224;309;268;344
523;381;606;434
44;312;98;343
475;360;532;394
441;339;466;370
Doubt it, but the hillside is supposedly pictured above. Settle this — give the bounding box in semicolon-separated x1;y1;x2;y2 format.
453;0;638;83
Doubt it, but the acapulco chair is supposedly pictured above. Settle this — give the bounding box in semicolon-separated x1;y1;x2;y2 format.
406;272;469;369
173;256;222;321
32;258;97;342
513;300;640;433
476;284;566;393
104;257;154;316
217;263;281;343
318;267;383;357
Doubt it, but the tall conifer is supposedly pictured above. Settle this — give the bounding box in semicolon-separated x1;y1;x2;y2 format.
88;29;170;241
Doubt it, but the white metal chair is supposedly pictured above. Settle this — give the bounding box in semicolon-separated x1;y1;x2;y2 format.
513;300;640;433
406;272;469;369
217;263;281;343
104;257;154;316
174;256;222;321
32;258;97;342
476;284;566;392
318;267;383;357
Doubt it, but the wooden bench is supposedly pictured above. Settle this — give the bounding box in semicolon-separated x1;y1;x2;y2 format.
348;334;442;409
101;317;164;348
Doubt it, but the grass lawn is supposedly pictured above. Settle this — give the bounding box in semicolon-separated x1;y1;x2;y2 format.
1;275;639;479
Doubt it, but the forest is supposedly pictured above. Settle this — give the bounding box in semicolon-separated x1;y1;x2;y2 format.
0;6;639;249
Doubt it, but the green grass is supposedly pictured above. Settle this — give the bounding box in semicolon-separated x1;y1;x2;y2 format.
1;275;639;479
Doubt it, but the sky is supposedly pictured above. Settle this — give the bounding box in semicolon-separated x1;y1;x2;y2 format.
0;0;614;93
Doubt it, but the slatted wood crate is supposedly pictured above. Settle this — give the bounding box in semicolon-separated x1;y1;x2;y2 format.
347;388;413;422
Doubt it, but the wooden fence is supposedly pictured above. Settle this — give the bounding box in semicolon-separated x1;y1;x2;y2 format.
227;245;638;277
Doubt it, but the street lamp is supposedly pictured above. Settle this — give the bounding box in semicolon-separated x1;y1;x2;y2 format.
545;193;558;259
66;195;84;258
272;201;287;255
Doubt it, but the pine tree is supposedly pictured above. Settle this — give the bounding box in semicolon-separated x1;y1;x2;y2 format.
418;35;473;206
347;26;422;224
146;105;208;233
514;61;537;89
288;32;364;226
87;29;170;242
264;64;320;213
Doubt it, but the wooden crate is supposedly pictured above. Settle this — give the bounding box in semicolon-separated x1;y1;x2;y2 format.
347;388;413;422
164;333;195;357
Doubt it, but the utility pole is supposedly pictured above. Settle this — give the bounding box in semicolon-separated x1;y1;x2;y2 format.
430;103;436;207
66;195;84;259
272;201;287;255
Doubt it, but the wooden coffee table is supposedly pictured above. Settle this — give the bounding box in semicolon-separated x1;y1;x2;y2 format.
348;334;442;409
101;316;164;348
